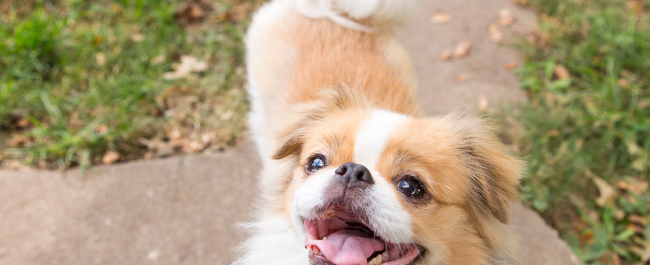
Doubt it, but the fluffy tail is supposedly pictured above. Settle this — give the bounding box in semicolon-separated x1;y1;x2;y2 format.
296;0;420;32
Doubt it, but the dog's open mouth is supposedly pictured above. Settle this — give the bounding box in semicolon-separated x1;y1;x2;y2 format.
304;206;422;265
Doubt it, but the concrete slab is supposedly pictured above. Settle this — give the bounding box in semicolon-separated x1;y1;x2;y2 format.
0;0;581;265
398;0;537;115
0;143;259;265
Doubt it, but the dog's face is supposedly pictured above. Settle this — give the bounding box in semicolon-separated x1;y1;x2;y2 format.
271;88;522;265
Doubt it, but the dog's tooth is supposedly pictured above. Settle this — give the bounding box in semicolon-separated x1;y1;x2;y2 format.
311;246;321;255
382;251;389;262
368;254;383;265
322;236;327;241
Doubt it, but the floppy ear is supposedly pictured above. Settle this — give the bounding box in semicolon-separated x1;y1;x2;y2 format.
272;131;303;160
457;116;523;224
270;85;370;160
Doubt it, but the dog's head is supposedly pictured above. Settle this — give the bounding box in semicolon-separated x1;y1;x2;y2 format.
269;86;523;265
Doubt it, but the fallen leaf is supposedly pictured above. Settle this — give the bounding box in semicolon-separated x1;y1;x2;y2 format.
592;176;618;207
151;55;165;65
627;1;645;16
453;41;472;58
489;24;503;43
174;1;211;26
95;53;106;66
6;135;25;147
430;12;452;24
456;74;468;82
617;180;630;190
617;79;630;88
621;178;649;194
478;96;489;111
91;36;103;46
94;124;108;134
504;60;519;70
439;50;453;61
554;65;570;80
163;55;208;80
629;215;647;225
111;4;122;14
102;150;120;164
186;140;205;153
130;33;144;42
544;130;559;136
498;9;516;27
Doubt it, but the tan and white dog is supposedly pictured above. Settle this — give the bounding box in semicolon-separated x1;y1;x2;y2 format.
235;0;524;264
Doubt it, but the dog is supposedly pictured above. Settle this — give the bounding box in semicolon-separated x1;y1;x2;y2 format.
234;0;524;264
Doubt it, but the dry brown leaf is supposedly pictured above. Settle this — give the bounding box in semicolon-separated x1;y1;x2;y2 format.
91;36;103;46
163;55;208;80
554;65;570;80
439;50;453;61
637;100;650;110
17;118;29;127
627;1;645;16
230;2;253;22
174;1;211;26
102;150;120;164
95;53;106;66
456;74;468;82
498;9;516;27
186;140;205;153
629;215;647;225
6;135;25;147
151;55;165;65
131;33;144;42
478;96;489;111
504;60;519;70
453;41;472;58
617;79;630;88
593;176;618;207
617;180;630;190
94;124;108;134
111;4;122;14
544;130;559;137
623;178;649;195
489;24;503;43
430;12;452;24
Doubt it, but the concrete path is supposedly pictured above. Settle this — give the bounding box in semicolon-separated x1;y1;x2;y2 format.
0;0;581;264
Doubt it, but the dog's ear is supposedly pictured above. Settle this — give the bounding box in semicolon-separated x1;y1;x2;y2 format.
272;131;303;160
271;85;370;160
457;116;523;224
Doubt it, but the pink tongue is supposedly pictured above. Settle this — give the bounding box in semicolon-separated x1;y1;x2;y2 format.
308;230;384;265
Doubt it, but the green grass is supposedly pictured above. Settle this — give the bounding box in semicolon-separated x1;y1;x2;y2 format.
509;0;650;263
0;0;258;168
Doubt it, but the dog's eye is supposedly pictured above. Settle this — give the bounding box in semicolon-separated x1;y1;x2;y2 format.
306;155;327;174
398;178;425;198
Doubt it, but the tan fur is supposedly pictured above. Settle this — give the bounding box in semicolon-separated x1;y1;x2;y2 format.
247;1;523;264
247;2;419;136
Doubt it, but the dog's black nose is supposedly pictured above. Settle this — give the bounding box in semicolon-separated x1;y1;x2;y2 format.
335;163;374;188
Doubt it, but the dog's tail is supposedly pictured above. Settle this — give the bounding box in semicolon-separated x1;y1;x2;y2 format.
296;0;420;32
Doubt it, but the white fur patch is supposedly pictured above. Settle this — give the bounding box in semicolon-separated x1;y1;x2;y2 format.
292;168;338;238
296;0;419;31
232;215;307;265
366;168;414;243
354;110;408;169
246;76;267;159
353;110;413;243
